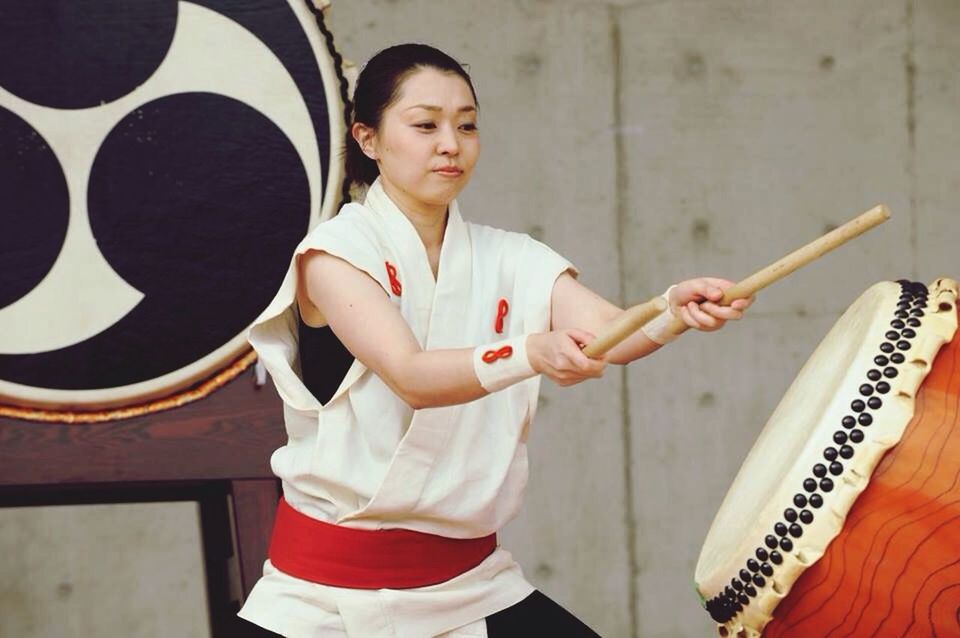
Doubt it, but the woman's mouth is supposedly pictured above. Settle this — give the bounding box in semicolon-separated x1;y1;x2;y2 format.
434;166;463;177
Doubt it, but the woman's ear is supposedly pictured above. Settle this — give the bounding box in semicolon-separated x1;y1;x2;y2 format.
351;122;378;161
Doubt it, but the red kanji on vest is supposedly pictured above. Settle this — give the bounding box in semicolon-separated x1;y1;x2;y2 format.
494;298;509;334
481;346;513;363
385;261;402;296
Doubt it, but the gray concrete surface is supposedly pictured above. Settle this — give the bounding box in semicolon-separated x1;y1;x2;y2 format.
1;1;956;637
0;503;209;638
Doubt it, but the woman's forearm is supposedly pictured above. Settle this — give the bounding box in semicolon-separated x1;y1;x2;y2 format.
385;347;487;409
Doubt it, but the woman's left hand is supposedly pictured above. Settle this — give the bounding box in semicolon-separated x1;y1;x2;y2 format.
668;278;753;332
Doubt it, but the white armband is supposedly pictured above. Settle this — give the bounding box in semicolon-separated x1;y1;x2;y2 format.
641;285;686;345
473;335;536;393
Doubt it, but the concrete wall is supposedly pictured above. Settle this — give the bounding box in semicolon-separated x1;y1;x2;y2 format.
0;503;209;637
1;1;956;636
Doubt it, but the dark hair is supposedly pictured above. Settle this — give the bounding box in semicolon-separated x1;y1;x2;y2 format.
345;43;478;186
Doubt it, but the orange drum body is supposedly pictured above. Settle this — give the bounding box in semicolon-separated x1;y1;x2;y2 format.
764;308;960;637
696;279;960;638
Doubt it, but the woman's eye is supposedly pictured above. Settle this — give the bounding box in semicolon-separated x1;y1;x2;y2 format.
460;122;478;132
414;122;436;130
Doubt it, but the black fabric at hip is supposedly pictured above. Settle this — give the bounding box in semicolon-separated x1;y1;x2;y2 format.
297;314;354;405
486;590;602;637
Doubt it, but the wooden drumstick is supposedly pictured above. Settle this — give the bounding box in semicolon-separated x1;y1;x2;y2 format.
584;204;890;357
714;204;890;304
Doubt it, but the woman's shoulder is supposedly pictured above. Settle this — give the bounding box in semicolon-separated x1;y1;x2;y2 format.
291;202;391;289
311;201;373;233
299;202;380;251
466;222;559;258
465;220;530;247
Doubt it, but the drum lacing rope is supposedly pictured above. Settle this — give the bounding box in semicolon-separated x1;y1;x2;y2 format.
705;280;931;627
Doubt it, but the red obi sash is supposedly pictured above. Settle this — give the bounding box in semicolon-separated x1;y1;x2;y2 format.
267;498;498;589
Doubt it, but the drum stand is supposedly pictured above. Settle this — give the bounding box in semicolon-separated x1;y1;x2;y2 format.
0;367;285;638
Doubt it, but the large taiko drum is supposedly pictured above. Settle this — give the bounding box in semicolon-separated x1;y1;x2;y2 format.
695;278;960;637
0;0;349;421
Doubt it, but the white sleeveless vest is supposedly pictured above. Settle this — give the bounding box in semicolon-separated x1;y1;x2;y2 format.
239;180;576;637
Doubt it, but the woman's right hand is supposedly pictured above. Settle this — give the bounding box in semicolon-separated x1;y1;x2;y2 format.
526;329;606;386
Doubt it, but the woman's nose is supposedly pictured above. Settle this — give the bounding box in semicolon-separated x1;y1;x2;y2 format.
436;125;459;155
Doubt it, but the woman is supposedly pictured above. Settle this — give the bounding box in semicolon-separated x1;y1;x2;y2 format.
239;43;750;637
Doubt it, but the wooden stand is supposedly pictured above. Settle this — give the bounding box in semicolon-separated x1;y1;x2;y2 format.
0;366;286;638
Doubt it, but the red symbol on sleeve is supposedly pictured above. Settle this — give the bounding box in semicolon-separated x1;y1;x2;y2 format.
482;346;513;364
494;298;509;334
385;261;402;296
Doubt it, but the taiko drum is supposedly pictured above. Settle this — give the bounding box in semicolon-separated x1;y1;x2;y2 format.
763;303;960;637
695;279;959;637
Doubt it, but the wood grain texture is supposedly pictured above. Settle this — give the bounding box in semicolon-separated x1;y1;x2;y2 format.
0;368;285;487
231;478;281;595
764;309;960;637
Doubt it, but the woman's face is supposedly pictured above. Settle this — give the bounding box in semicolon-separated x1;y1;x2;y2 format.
354;67;480;217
